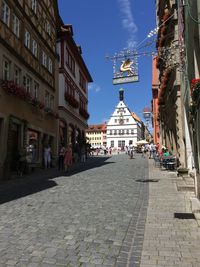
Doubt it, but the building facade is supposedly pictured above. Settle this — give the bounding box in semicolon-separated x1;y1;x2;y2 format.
151;56;160;145
85;123;107;148
0;0;59;179
57;24;92;149
106;89;143;150
156;0;186;167
180;0;200;195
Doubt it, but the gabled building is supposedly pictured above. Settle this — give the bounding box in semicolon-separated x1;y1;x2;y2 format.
85;123;107;148
0;0;60;179
56;24;93;148
106;88;143;150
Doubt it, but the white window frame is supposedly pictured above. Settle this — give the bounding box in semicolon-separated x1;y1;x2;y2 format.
31;0;37;14
23;75;32;94
48;58;52;73
14;65;21;85
2;1;10;26
2;58;10;80
32;39;38;57
33;82;39;99
42;51;47;67
24;30;31;49
13;14;20;38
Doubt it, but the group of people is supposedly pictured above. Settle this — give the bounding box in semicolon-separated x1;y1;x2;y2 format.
58;144;73;172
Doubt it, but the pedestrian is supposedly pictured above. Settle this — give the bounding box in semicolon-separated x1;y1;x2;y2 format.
81;145;86;162
64;144;73;172
109;147;112;156
44;144;51;168
141;146;145;158
58;143;65;170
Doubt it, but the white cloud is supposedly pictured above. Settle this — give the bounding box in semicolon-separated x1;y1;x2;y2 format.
88;83;101;93
118;0;138;48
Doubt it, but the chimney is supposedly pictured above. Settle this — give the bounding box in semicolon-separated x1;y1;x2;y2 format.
119;88;124;101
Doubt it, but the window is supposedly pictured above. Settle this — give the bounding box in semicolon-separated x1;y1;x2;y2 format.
48;58;52;73
66;48;75;75
13;14;20;37
46;20;51;35
118;140;125;147
79;71;86;91
2;1;10;26
33;82;39;99
32;39;38;57
131;129;134;134
14;65;21;84
114;130;117;135
111;141;114;147
110;130;112;135
23;75;32;93
31;0;37;14
126;118;129;122
126;129;129;134
115;119;117;123
45;91;50;107
50;95;54;109
42;51;47;67
24;30;31;49
2;58;10;80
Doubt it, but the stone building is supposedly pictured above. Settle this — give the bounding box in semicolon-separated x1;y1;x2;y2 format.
56;24;93;149
179;0;200;195
151;56;160;145
0;0;60;179
106;88;143;150
156;0;186;167
85;123;107;149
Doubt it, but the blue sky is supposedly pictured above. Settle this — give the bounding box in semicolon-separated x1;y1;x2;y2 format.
57;0;156;125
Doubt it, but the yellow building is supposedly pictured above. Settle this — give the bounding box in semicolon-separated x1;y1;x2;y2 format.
86;124;107;148
0;0;60;179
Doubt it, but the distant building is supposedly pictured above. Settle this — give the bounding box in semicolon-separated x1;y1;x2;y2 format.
86;123;107;148
106;88;143;150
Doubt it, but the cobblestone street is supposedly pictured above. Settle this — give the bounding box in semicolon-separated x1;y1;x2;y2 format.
0;154;149;267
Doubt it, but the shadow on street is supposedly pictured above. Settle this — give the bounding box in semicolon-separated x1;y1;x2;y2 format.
0;156;113;204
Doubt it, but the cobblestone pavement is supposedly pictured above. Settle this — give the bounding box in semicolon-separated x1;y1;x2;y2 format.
0;154;149;267
140;160;200;267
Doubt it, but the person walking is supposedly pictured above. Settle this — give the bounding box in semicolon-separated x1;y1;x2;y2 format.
64;144;73;172
44;144;51;168
58;144;65;170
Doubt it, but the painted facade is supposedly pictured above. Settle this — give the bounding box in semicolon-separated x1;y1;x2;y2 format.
86;123;107;148
106;89;142;150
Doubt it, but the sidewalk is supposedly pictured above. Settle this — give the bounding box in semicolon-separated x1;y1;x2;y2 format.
140;159;200;267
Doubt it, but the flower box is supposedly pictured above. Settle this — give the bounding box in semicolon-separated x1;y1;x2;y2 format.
64;92;79;108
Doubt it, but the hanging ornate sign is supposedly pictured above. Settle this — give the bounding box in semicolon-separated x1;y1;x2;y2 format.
112;54;139;85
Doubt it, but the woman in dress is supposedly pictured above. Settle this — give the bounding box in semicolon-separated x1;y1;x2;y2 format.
64;144;72;172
